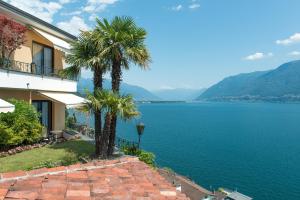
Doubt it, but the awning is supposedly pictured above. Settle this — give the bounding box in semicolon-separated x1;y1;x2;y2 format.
39;92;86;109
33;28;71;53
0;98;15;113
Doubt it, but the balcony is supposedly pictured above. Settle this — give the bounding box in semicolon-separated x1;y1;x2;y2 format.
0;58;77;93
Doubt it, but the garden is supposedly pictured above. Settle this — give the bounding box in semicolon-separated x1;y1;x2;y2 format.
0;16;157;172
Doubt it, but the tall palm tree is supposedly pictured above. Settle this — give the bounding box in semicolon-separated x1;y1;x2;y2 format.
85;89;139;158
95;16;151;155
61;30;109;157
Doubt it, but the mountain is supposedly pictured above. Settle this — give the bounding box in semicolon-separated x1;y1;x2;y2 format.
197;60;300;102
153;88;206;101
77;78;160;101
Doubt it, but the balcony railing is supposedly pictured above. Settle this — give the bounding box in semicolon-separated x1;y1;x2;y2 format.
0;58;77;81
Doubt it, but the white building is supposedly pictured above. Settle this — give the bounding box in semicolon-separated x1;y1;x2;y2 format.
0;1;84;135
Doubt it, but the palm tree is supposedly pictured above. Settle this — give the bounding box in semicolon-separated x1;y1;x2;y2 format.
61;31;109;157
95;16;151;155
84;89;139;158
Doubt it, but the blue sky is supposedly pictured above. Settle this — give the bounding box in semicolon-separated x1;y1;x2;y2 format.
4;0;300;90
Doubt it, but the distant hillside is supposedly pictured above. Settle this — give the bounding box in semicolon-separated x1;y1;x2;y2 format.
198;60;300;102
78;78;160;101
153;88;206;101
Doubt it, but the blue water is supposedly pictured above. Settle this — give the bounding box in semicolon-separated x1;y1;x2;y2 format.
76;102;300;200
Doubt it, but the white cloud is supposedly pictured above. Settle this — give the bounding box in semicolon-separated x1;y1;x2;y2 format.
171;4;183;11
89;13;98;21
59;0;71;4
244;52;273;61
189;3;200;9
57;16;90;35
61;10;82;16
4;0;64;23
276;33;300;45
83;0;119;13
289;51;300;56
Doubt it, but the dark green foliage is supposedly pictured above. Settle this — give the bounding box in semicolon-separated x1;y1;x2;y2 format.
0;99;42;148
121;145;156;167
65;112;77;129
138;151;155;167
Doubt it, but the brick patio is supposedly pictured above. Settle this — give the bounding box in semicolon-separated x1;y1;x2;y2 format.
0;156;189;200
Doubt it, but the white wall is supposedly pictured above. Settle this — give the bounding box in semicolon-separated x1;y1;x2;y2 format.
0;69;77;92
53;102;66;131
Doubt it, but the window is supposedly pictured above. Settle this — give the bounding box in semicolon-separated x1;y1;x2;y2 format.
32;42;53;76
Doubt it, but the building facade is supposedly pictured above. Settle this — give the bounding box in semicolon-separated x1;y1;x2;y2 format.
0;1;84;135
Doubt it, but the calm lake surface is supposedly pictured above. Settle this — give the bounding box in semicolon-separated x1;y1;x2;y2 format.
76;102;300;200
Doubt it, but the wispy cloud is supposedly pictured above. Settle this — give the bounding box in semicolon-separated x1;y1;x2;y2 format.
276;33;300;45
3;0;67;23
244;52;273;61
83;0;119;13
171;4;183;11
189;3;200;10
289;51;300;56
60;10;82;16
57;16;90;35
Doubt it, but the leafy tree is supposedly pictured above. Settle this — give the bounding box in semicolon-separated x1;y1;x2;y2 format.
84;89;139;158
95;16;151;155
63;30;109;156
0;99;42;148
0;15;27;61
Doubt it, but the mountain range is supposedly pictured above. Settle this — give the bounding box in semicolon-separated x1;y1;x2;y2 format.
153;88;206;101
78;78;206;101
198;60;300;102
77;78;160;101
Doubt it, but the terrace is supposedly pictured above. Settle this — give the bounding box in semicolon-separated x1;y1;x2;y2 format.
0;157;189;200
0;58;76;81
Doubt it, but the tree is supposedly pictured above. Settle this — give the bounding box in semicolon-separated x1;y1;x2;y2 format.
95;16;151;155
63;30;109;157
84;89;139;158
0;15;27;61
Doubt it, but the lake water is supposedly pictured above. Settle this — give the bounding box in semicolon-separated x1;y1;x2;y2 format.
75;102;300;200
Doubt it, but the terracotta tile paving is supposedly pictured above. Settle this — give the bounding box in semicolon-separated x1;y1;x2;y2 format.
0;157;189;200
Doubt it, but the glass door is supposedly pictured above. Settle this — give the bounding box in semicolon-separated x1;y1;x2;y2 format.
32;43;43;75
32;42;53;76
44;47;53;75
32;101;52;135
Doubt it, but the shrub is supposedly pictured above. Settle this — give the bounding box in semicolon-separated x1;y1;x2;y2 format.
138;151;155;167
65;110;77;129
121;145;156;167
0;99;43;148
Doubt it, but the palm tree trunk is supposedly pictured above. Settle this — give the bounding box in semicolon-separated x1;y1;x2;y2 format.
107;59;122;156
93;65;103;157
101;113;111;158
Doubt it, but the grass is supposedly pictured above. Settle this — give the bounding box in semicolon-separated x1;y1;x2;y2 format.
0;140;95;173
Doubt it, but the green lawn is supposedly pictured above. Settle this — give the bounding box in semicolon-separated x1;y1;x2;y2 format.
0;140;95;173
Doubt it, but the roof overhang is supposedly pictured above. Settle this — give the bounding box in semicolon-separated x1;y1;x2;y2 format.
39;92;86;109
0;1;77;41
33;28;71;53
0;99;15;113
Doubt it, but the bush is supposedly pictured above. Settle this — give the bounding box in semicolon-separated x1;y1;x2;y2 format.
138;151;155;167
0;99;43;148
121;145;156;167
65;110;77;129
